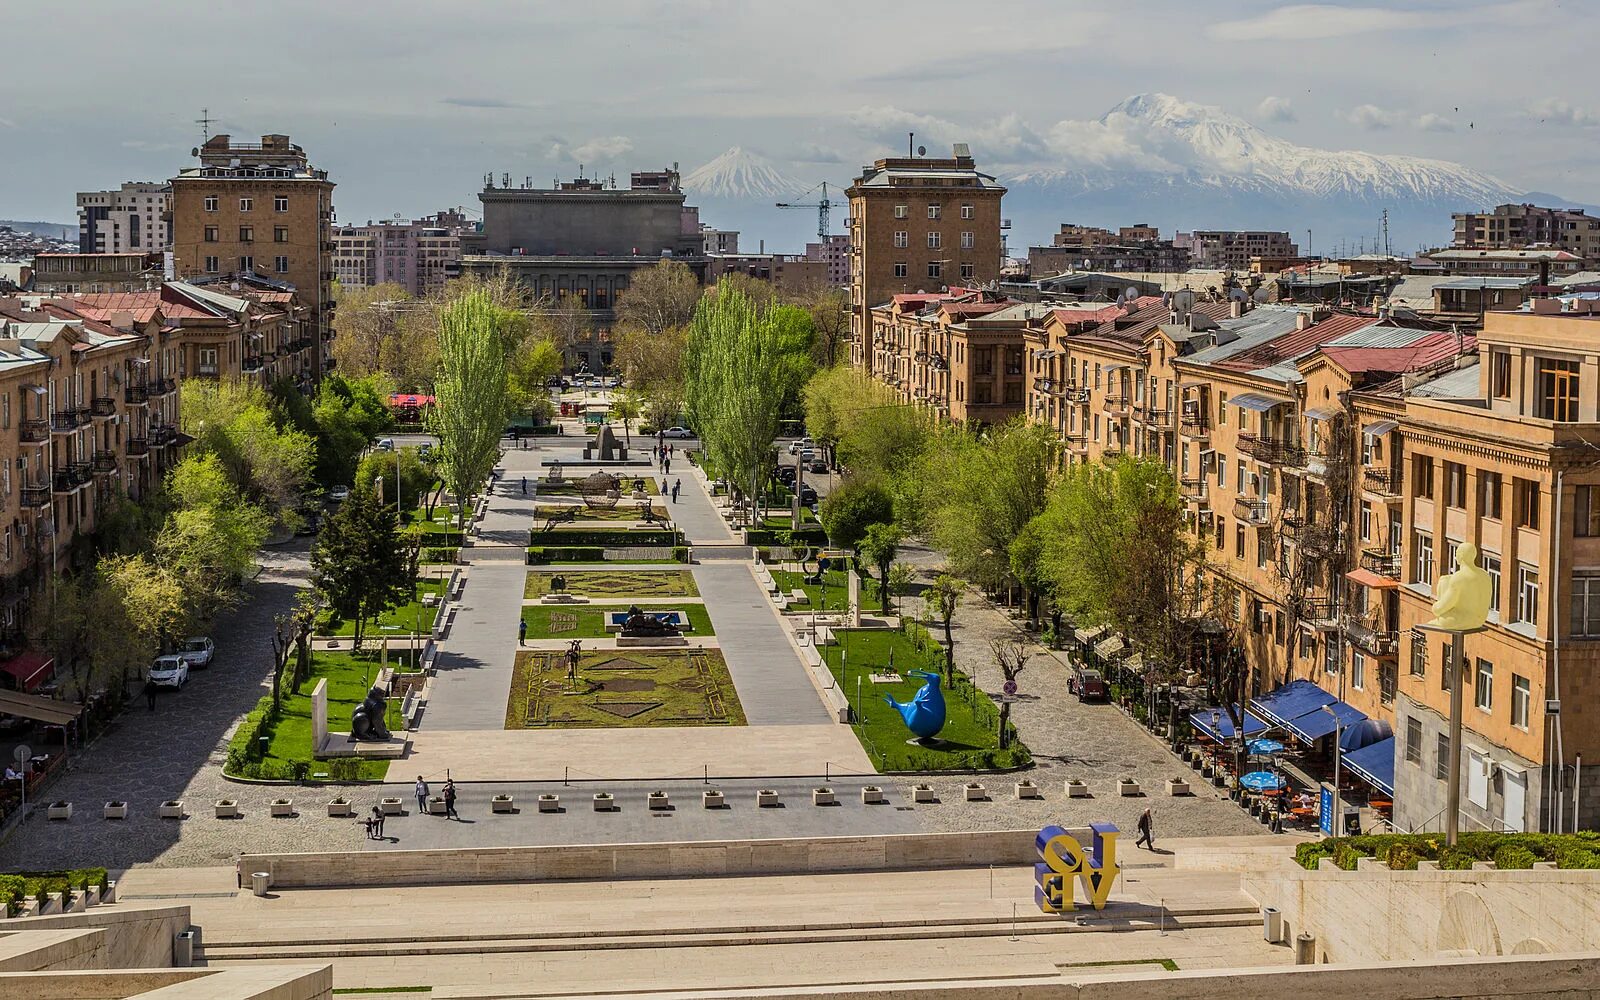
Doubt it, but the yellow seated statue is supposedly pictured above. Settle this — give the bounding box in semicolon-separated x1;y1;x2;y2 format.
1427;541;1492;631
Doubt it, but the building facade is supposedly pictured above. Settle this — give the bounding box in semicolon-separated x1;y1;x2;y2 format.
805;234;850;287
333;218;463;298
1452;203;1600;260
30;254;163;295
1179;231;1299;271
75;182;170;254
846;145;1005;372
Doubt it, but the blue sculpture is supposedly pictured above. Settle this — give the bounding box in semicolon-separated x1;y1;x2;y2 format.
885;670;947;740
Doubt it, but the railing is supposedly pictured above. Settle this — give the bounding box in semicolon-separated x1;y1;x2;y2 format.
242;357;264;373
1238;433;1307;467
1233;498;1271;525
1345;618;1399;657
1363;467;1402;496
1103;393;1131;413
152;378;178;396
1360;548;1401;577
19;420;47;443
124;385;148;405
92;451;117;473
196;364;219;377
1179;414;1209;438
51;470;73;494
50;411;82;432
90;397;116;417
150;425;179;446
1063;387;1089;403
126;437;149;457
1137;404;1170;423
1300;596;1339;625
69;462;92;486
20;485;49;508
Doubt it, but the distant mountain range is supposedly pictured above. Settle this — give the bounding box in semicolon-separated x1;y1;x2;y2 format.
680;93;1588;256
0;220;76;241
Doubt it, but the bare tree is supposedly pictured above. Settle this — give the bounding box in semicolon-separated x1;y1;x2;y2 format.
990;637;1030;749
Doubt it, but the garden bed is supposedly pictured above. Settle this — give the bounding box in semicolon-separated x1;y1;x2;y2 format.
527;546;690;565
770;565;878;614
527;528;683;547
534;504;667;522
505;648;745;729
317;578;447;637
1298;832;1600;871
520;602;713;639
525;569;699;598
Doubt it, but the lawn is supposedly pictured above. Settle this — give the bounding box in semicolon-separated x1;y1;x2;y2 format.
505;648;745;729
519;602;714;639
771;565;880;615
318;578;447;637
534;504;666;522
254;648;415;781
525;569;699;599
817;628;1028;772
760;507;818;528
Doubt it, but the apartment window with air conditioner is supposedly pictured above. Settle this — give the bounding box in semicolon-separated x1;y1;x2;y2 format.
239;197;253;212
274;195;289;212
893;231;908;248
203;196;218;212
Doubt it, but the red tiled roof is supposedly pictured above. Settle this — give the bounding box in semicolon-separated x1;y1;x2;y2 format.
1050;304;1125;328
941;301;1010;318
1218;313;1376;371
1321;333;1476;375
68;291;216;322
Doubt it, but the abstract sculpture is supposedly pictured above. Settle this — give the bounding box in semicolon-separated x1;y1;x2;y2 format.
350;685;392;741
619;604;683;638
1427;541;1492;631
884;669;947;740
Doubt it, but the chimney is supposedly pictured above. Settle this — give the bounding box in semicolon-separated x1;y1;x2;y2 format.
110;310;135;332
1295;311;1312;331
1229;299;1243;319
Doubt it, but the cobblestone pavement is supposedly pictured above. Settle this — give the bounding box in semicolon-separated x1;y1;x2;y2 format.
0;541;367;871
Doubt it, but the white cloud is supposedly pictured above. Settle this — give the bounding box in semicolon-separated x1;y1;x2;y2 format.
1256;96;1297;123
568;136;634;162
1526;99;1599;127
793;142;843;163
1341;104;1403;130
1415;113;1455;133
1209;5;1431;42
0;117;15;129
846;106;1046;165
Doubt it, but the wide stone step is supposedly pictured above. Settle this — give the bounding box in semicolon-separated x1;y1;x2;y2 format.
691;544;755;561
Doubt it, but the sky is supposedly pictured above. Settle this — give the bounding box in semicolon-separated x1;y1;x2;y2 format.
3;0;1596;242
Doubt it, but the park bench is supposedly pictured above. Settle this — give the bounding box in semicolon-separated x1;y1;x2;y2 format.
539;507;579;533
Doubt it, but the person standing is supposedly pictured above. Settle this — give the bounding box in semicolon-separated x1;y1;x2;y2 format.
443;779;459;820
521;476;528;495
145;678;158;712
518;618;528;646
371;804;385;840
671;480;680;504
1136;807;1155;850
663;456;671;475
414;775;429;815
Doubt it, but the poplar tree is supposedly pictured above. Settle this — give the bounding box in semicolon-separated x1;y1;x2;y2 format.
684;287;786;517
431;290;511;528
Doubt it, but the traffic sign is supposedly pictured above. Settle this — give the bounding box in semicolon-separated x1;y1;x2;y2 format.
12;745;31;769
1002;679;1018;697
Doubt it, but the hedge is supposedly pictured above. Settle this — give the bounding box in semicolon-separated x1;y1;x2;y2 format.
1296;832;1600;871
0;869;110;916
527;545;691;565
527;528;682;547
225;694;278;773
745;525;827;547
421;547;459;564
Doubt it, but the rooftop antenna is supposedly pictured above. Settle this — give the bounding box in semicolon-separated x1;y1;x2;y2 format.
196;108;215;142
1382;208;1391;256
501;172;510;188
908;132;915;157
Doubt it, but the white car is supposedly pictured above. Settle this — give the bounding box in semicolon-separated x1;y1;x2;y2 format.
148;655;189;689
662;426;695;439
788;437;815;455
329;485;351;503
177;637;215;669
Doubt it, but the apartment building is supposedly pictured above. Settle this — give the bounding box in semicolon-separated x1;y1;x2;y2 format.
846;145;1006;372
30;253;163;295
1425;248;1584;279
169;133;335;377
705;253;827;291
700;226;740;255
76;182;171;254
1452;203;1600;260
332;218;464;298
804;234;849;287
1179;231;1299;271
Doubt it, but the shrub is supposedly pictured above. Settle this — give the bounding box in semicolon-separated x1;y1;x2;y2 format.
328;757;363;781
527;528;682;547
422;547;459;563
1492;844;1538;870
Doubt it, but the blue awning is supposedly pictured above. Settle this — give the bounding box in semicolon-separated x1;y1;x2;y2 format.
1286;700;1367;742
1190;706;1271;742
1251;680;1338;729
1343;736;1396;797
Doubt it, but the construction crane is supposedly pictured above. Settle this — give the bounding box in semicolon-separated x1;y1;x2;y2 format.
775;182;842;242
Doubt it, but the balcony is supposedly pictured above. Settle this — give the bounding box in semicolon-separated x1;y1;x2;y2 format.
51;411;83;433
1238;433;1307;468
1062;387;1089;404
1103;444;1127;459
69;462;92;486
1360;548;1401;578
1363;467;1403;498
152;378;178;397
1065;432;1088;452
20;484;49;508
19;420;48;443
92;451;118;474
1178;413;1210;441
124;385;149;406
1345;618;1399;657
127;437;150;458
1103;392;1131;416
51;470;74;495
1136;404;1171;425
1233;497;1272;526
1299;597;1341;630
91;397;117;418
242;357;265;374
196;364;220;377
151;425;179;446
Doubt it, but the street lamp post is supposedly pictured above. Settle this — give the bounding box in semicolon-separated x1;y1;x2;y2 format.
1322;703;1344;835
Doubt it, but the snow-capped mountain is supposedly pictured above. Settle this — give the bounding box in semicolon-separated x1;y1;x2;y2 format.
682;147;808;201
1004;93;1523;251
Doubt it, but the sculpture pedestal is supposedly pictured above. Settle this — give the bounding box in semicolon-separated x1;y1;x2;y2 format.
616;635;689;647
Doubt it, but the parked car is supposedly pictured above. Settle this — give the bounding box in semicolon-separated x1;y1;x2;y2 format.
788;436;815;455
808;458;829;474
797;484;818;506
1069;667;1108;703
662;426;695;439
376;438;394;452
177;637;215;669
775;466;797;484
148;655;189;689
418;443;433;459
603;376;620;389
329;485;351;503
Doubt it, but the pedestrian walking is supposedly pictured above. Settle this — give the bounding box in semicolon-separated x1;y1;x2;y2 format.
1136;807;1155;850
144;679;158;712
370;805;386;840
443;779;459;821
414;775;429;815
664;457;671;474
518;619;528;647
671;480;680;504
521;476;527;495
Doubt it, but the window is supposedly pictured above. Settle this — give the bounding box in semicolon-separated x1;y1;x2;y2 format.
926;261;942;279
893;262;907;278
893;204;908;219
1404;717;1423;765
203;196;218;212
1435;733;1451;781
274;256;289;274
1234;524;1245;559
1516;564;1539;626
1511;674;1531;730
1444;462;1467;509
960;262;975;279
273;195;288;212
1491;350;1511;398
1360;500;1372;541
204;226;218;242
1514;478;1540;528
1323;637;1339;675
1576;485;1600;537
1256;531;1271;568
1479;471;1503;519
274;226;288;243
1414;531;1434;585
1217;455;1227;489
960;231;974;249
1537;357;1580;421
1350;650;1366;689
239;197;253;212
893;231;908;248
1483;552;1502;617
239;255;254;273
1237;460;1247;492
1414;456;1435;499
1474;658;1493;711
927;231;941;249
239;226;253;243
1218;392;1228;424
927;204;940;219
1410;634;1427;677
1572;572;1600;636
960;204;974;219
204;255;219;273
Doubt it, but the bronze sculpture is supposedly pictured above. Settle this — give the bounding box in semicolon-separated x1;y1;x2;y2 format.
619;605;683;637
350;685;392;741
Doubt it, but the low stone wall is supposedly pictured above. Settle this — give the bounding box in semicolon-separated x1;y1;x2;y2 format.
0;964;332;1000
238;829;1048;890
1244;858;1600;964
0;904;190;970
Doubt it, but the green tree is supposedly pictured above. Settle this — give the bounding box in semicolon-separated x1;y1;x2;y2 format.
310;485;409;651
355;447;433;515
925;573;964;684
819;479;893;551
611;389;643;444
99;553;189;659
156;454;272;621
614;259;702;338
180;378;316;514
507;335;564;423
330;282;413;379
859;522;902;614
768;303;817;421
431;289;512;528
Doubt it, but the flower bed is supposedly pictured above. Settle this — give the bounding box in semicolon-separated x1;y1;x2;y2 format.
1297;832;1600;871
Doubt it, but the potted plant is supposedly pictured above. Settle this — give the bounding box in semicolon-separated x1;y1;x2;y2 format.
1118;777;1141;797
1065;779;1090;798
702;789;725;808
379;797;403;815
1166;777;1191;796
911;783;936;803
492;793;516;813
270;798;295;817
214;799;240;819
1015;779;1042;800
861;785;886;804
46;801;72;821
34;889;50;915
647;790;671;810
812;786;836;806
756;788;781;807
963;782;988;802
103;800;128;820
536;793;560;813
593;791;615;812
327;796;353;817
159;800;184;819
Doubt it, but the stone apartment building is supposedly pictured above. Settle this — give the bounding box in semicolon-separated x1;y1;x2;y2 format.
1425;248;1585;278
333;213;469;298
1453;203;1600;260
804;234;849;287
75;182;170;254
30;253;164;295
1179;231;1299;271
168;133;335;378
846;145;1006;372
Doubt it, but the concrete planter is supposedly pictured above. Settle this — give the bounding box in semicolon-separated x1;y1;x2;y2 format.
270;799;295;817
46;801;72;821
911;783;936;803
1015;780;1042;800
1065;780;1090;798
1118;778;1141;797
812;787;836;806
963;782;988;802
702;790;725;809
159;800;184;819
647;791;671;810
214;800;241;819
380;797;404;815
593;792;615;812
85;885;100;907
756;789;781;808
492;795;516;814
102;881;117;904
1166;778;1191;796
427;796;446;815
861;785;886;805
65;892;86;913
102;801;127;820
327;799;354;817
538;793;561;813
